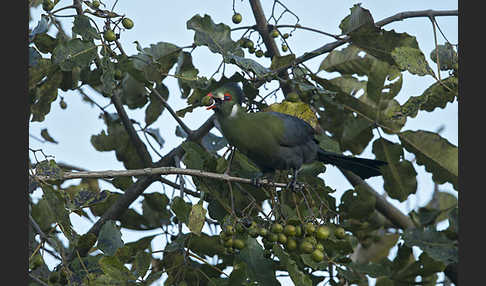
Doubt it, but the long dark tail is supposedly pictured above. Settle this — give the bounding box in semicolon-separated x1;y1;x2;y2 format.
317;149;387;179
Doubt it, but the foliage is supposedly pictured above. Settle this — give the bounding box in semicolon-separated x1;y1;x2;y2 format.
28;1;457;286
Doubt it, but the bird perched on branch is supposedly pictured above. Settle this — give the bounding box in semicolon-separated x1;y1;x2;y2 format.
206;82;386;187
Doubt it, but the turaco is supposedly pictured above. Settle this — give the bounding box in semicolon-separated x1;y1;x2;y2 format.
206;82;387;187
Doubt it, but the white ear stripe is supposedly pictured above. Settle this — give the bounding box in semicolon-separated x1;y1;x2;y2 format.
230;104;239;117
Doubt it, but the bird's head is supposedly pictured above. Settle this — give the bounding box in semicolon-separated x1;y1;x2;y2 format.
206;82;244;115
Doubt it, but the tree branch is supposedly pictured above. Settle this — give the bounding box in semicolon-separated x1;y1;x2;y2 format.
67;115;216;260
340;169;415;230
35;166;288;188
262;9;458;83
249;0;292;95
111;90;153;166
147;85;193;136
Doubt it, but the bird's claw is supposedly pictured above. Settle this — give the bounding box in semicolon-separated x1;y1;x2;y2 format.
251;177;262;188
286;180;304;192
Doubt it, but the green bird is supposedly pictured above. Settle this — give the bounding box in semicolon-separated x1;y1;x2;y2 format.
206;82;387;186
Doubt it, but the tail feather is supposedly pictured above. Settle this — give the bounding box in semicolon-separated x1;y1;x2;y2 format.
317;149;387;179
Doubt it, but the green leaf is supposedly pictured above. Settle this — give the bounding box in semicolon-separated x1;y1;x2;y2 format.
425;191;458;223
68;189;108;211
91;114;148;169
300;253;328;271
340;116;374;154
31;197;55;233
273;245;312;286
339;4;375;35
52;38;98;71
176;51;199;98
270;54;296;71
238;238;280;286
145;83;168;126
227;53;271;77
33;33;59;54
72;15;101;41
41;184;73;240
400;76;458;118
315;133;341;153
402;228;457;265
187;14;244;57
40;128;58;144
99;56;116;94
97;220;124;256
131;41;180;84
134;251;151;278
188;202;207;236
312;74;406;135
31;69;62;122
142;195;171;228
349;261;393;278
319;45;373;75
35;159;63;180
121;74;148;108
430;43;458;71
171;197;192;224
372;138;417;201
399;130;458;190
340;185;376;219
348;25;434;76
98;255;137;282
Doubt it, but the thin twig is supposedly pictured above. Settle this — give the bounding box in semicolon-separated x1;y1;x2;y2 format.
146;85;193;136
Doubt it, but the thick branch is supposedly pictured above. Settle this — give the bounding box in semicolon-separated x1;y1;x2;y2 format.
340;169;415;230
111;91;153;166
249;0;292;95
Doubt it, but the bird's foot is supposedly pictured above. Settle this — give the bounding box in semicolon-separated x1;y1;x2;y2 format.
286;180;304;192
251;177;262;188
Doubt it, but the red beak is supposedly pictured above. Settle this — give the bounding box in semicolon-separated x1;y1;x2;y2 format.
206;93;217;110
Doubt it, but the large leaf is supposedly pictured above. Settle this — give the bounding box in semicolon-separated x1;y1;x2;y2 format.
402;228;457;265
41;184;73;240
372;138;417;201
319;45;373;76
430;43;458;71
97;220;124;256
340;185;376;219
121;73;148;108
145;83;169;126
176;51;199;98
188;201;207;236
339;4;375;35
91;113;148;169
98;255;137;282
72;15;101;41
52;38;98;71
226;54;271;77
131;42;180;84
30;69;63;122
400;76;458;118
238;238;280;286
345;20;434;76
399;130;458;190
187;14;244;57
273;245;312;286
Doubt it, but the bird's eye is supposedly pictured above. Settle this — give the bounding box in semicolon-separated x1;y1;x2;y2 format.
224;93;232;101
